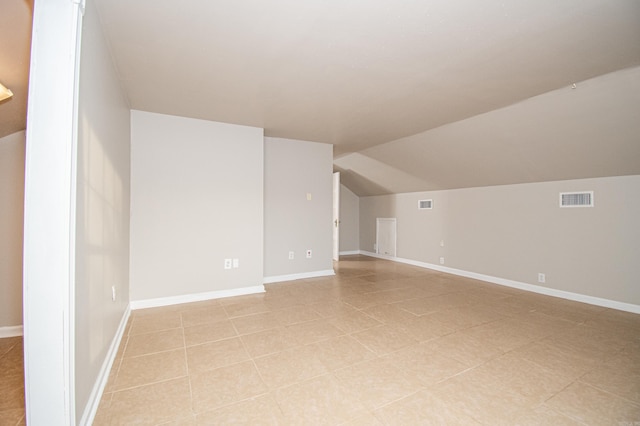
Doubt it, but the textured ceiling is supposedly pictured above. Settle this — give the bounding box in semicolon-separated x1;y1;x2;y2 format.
0;0;32;139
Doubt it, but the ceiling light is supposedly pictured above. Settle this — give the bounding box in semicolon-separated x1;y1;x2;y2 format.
0;82;14;101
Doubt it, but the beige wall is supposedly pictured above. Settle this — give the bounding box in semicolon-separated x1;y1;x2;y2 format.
130;111;264;301
264;137;333;278
0;130;25;329
360;175;640;306
339;183;359;253
74;1;131;420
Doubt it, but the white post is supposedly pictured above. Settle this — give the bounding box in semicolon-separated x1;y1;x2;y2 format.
23;0;84;424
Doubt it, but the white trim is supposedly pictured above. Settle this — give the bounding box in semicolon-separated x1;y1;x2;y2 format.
79;306;130;426
130;285;265;310
0;326;24;338
339;250;360;256
360;251;640;314
263;269;335;284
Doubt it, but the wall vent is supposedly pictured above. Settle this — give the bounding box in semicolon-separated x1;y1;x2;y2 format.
560;191;594;208
418;199;433;210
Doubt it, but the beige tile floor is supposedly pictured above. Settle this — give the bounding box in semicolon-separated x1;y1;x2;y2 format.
0;335;25;426
2;255;639;425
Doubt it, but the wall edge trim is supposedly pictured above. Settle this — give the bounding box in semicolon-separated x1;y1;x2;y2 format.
263;269;335;284
0;325;23;338
130;285;266;310
360;251;640;314
80;305;131;426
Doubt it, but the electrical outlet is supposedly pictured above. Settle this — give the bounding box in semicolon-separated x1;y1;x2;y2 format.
288;251;295;260
538;273;546;283
306;249;312;258
233;258;239;268
224;259;232;269
439;257;445;265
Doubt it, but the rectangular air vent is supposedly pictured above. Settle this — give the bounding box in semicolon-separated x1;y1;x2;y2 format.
560;191;593;208
418;199;433;209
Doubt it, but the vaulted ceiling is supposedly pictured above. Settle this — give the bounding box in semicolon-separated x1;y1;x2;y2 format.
2;0;639;195
0;0;32;140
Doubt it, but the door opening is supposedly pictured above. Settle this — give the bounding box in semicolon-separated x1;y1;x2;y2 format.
376;218;396;257
332;172;340;261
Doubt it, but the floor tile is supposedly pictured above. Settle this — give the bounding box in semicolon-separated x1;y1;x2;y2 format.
183;320;237;347
124;328;185;358
129;311;183;335
114;349;187;391
231;311;281;335
334;357;422;410
190;361;267;413
254;345;328;389
270;305;322;325
180;305;228;327
351;324;417;356
286;319;344;345
186;337;250;373
275;374;367;425
100;377;192;425
310;335;377;371
195;394;283;425
375;389;481;425
240;327;300;358
328;309;382;334
546;381;640;425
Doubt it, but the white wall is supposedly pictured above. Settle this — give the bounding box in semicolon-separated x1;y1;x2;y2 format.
74;0;132;420
130;111;264;302
264;137;333;278
360;175;640;307
0;130;25;331
339;183;359;253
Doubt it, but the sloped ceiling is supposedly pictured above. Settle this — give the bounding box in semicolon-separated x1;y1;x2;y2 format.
0;0;32;139
93;0;640;195
335;67;640;195
2;1;639;195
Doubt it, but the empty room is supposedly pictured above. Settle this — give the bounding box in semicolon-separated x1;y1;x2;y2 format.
1;0;639;424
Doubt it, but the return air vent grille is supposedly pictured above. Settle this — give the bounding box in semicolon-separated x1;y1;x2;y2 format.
560;191;593;208
418;199;433;209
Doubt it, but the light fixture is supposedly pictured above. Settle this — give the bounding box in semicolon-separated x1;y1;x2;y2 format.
0;82;13;101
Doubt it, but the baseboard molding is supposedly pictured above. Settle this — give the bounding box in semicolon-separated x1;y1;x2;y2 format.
360;251;640;314
263;269;335;284
80;305;131;426
339;250;360;256
0;325;23;338
130;285;266;310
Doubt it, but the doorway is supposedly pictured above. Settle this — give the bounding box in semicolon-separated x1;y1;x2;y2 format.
332;172;340;261
376;218;396;257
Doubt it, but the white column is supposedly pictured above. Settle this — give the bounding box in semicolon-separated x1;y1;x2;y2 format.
23;0;84;424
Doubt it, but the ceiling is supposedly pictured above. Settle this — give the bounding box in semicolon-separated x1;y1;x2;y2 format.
2;0;639;195
0;0;32;139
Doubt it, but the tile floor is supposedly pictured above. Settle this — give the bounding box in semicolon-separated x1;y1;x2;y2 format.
0;335;25;425
2;255;639;425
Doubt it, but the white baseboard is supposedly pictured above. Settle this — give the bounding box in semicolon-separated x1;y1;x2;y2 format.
0;325;23;338
360;251;640;314
80;305;131;426
130;285;266;310
263;269;335;284
339;250;360;256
